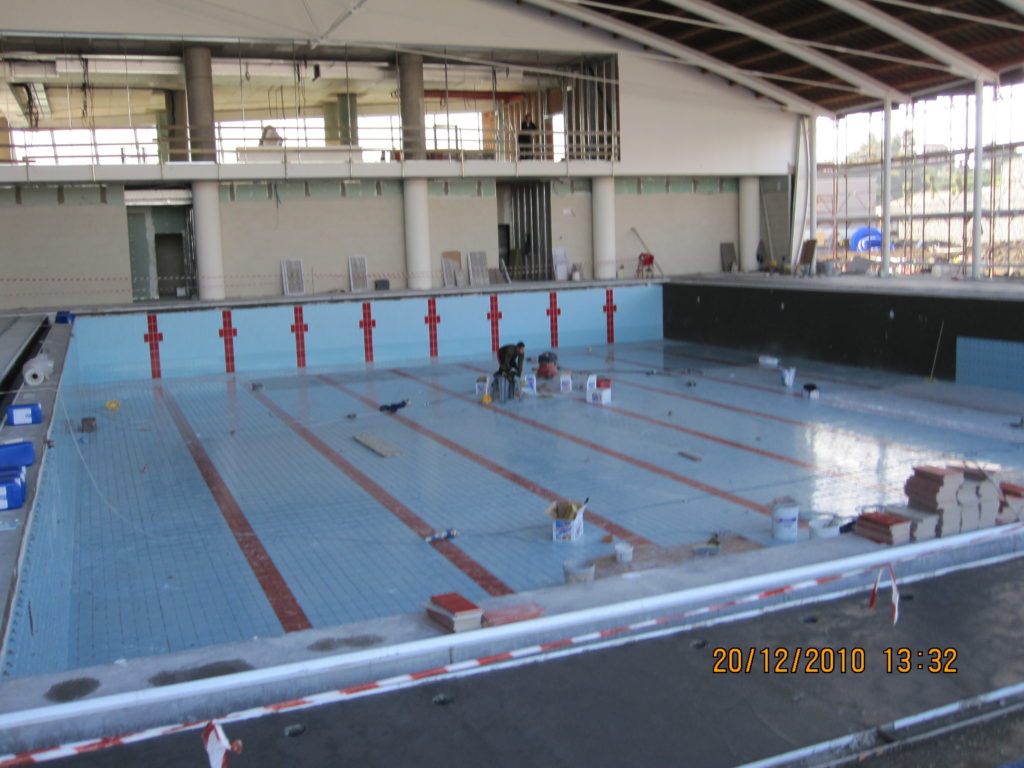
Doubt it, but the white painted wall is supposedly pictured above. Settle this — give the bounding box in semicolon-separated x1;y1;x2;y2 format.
219;195;406;296
616;192;738;276
428;196;499;287
616;53;799;176
0;204;132;309
551;186;593;278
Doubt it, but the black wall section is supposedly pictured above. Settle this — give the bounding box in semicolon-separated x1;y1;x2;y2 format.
663;282;1024;381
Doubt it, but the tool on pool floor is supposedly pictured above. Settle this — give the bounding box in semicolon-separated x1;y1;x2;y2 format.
425;528;458;543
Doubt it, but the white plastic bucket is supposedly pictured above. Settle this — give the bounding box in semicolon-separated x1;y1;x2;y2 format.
780;367;796;387
771;499;800;541
809;517;840;538
614;542;634;563
563;559;595;584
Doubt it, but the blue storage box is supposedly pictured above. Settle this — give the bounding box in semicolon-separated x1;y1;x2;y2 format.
6;404;42;426
0;441;34;467
55;311;75;324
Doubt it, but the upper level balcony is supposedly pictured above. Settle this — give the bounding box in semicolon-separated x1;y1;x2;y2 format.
0;47;620;185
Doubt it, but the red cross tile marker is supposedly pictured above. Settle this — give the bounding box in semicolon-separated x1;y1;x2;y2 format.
546;291;561;348
424;298;441;358
291;306;308;368
603;288;618;344
487;294;502;355
219;309;238;373
360;302;376;363
144;313;163;379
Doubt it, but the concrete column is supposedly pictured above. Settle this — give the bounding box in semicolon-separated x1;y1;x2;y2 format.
0;116;12;163
398;53;425;160
192;181;225;300
592;176;616;280
184;47;216;162
404;178;431;289
739;176;760;272
159;91;189;162
881;99;892;277
972;78;984;280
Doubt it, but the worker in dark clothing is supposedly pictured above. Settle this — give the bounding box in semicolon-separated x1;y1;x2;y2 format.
518;114;537;159
494;341;525;400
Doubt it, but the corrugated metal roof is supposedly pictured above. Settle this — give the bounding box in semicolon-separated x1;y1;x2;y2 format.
535;0;1024;114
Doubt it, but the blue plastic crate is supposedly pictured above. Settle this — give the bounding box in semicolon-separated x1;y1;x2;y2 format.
0;472;24;511
0;441;35;467
6;404;42;426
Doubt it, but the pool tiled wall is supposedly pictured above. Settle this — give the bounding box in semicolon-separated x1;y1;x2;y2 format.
71;286;664;383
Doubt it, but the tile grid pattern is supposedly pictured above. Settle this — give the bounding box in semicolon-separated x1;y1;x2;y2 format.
4;340;1023;678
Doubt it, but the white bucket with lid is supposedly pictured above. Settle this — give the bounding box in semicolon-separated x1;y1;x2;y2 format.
614;541;634;563
771;498;800;541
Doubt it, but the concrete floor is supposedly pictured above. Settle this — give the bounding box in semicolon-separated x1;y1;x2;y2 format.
36;548;1024;767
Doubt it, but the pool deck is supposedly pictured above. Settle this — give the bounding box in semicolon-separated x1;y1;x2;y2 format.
2;337;1024;752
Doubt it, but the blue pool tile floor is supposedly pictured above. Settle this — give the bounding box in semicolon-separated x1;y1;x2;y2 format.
9;339;1024;677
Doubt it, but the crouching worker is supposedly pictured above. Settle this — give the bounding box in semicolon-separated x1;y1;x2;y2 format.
493;341;525;401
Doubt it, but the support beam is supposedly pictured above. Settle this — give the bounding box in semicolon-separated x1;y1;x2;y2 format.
660;0;907;103
739;177;761;272
520;0;826;116
184;47;216;162
404;178;431;289
324;93;358;146
592;177;616;280
972;78;984;280
192;181;225;301
0;116;11;163
808;117;817;273
881;99;892;278
398;53;426;160
817;0;999;82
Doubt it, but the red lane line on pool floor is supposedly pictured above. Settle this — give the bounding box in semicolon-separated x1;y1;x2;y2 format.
592;350;803;399
597;352;980;452
156;386;312;633
639;343;886;391
317;375;654;548
605;365;873;438
459;363;821;473
584;355;915;455
249;388;514;597
464;361;903;495
394;370;771;516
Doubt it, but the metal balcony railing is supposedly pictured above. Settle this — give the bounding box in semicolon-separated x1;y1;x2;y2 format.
1;123;621;167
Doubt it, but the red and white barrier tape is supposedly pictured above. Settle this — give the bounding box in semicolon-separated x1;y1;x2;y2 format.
202;721;242;768
4;521;1023;766
868;563;900;625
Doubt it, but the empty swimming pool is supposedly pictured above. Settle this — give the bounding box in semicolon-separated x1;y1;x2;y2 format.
4;289;1024;680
